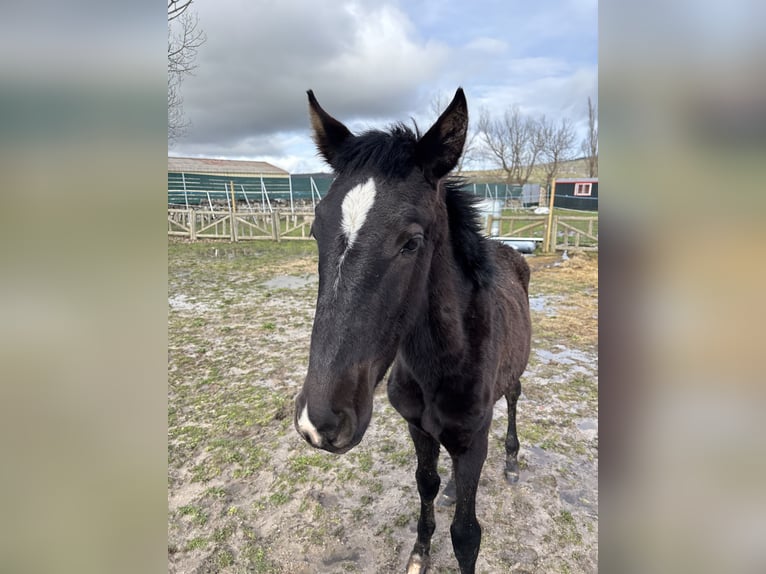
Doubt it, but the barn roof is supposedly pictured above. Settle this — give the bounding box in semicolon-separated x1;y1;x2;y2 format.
291;172;335;180
555;177;598;184
168;156;289;177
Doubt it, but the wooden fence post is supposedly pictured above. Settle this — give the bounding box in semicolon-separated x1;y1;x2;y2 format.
189;208;196;241
543;180;557;253
229;181;238;242
574;220;581;248
272;210;281;242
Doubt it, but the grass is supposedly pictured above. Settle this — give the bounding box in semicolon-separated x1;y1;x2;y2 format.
483;207;597;253
203;486;227;499
527;252;598;349
243;544;273;573
178;504;208;526
212;524;235;543
216;549;234;568
554;510;583;545
185;537;207;551
499;207;597;218
462;158;592;185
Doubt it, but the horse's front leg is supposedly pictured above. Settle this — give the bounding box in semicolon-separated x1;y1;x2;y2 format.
405;423;440;574
504;377;522;483
449;430;489;574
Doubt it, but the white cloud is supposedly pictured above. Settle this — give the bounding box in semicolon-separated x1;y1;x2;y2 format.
474;65;597;141
506;57;569;77
465;37;509;55
178;0;448;154
318;4;448;108
171;0;597;170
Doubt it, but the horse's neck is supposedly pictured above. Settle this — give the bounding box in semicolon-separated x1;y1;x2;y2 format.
411;232;475;363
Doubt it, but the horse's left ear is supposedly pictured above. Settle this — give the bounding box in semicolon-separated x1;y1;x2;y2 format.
307;89;353;170
416;87;468;182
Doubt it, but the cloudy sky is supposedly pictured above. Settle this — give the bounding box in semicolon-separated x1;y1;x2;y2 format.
170;0;597;173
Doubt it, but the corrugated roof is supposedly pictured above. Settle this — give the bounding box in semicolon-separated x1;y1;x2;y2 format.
555;177;598;184
168;156;289;177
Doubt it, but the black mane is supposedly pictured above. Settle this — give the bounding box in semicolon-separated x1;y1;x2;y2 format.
332;123;419;179
443;179;495;289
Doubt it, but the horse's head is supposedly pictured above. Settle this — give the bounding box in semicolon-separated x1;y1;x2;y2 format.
294;88;469;453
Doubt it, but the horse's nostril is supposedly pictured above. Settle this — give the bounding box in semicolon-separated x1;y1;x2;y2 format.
330;408;356;450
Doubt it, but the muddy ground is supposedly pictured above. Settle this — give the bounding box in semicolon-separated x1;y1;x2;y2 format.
168;240;598;573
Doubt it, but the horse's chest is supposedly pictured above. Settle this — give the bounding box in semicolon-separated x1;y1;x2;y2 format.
388;368;486;446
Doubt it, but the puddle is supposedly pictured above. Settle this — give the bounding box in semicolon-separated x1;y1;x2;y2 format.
525;444;559;467
260;274;318;289
576;417;598;442
529;295;561;315
559;486;598;517
576;418;597;432
535;345;596;370
522;445;598;516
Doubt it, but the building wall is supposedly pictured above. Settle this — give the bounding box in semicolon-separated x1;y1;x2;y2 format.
554;182;599;211
167;172;324;206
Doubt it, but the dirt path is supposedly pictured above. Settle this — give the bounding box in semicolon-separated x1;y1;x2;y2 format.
168;241;598;573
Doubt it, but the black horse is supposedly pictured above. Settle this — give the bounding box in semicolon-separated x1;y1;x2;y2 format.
294;88;531;574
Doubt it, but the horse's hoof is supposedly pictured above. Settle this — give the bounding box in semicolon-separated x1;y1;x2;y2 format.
406;552;428;574
436;481;457;506
505;461;520;484
437;493;456;506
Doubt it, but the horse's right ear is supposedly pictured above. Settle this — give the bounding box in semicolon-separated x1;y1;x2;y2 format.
415;87;468;183
307;90;353;170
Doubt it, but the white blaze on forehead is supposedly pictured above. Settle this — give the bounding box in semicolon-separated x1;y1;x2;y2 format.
341;178;377;248
298;404;322;446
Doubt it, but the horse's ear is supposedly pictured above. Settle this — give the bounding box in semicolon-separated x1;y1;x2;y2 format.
416;87;468;182
307;90;353;169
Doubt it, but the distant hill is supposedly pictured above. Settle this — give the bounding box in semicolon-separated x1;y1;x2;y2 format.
461;157;593;185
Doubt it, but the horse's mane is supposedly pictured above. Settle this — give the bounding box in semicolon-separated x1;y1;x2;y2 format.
443;178;495;289
332;124;418;180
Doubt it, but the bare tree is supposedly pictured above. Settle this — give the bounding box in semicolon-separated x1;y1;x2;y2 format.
581;96;598;177
168;1;206;145
540;116;577;192
478;106;545;186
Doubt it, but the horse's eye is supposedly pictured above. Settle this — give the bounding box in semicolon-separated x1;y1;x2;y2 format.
401;235;424;254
